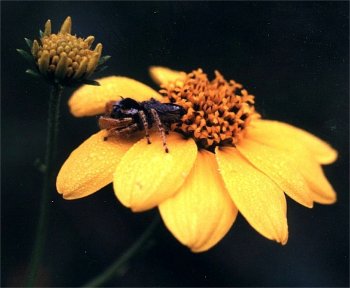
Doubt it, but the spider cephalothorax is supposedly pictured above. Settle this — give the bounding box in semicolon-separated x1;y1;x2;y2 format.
98;97;186;152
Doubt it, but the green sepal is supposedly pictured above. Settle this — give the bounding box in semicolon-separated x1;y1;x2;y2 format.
17;49;35;63
24;38;33;49
97;55;111;66
81;79;101;86
39;29;44;38
94;65;108;73
26;69;41;78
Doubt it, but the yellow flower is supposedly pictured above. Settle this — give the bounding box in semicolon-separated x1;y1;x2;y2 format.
17;16;109;86
56;67;337;252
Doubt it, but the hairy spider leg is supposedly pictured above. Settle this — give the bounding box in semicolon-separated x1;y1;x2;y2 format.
99;117;134;141
150;108;169;153
99;117;133;130
111;123;139;136
138;111;151;144
105;123;139;140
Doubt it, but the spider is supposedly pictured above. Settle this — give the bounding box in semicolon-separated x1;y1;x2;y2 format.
98;97;186;153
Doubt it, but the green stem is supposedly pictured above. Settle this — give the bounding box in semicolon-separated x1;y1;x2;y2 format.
83;215;161;287
26;84;63;287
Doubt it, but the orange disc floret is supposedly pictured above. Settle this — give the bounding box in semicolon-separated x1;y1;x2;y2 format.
160;69;259;149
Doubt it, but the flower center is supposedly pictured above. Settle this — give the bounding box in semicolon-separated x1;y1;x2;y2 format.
35;33;100;79
160;69;258;150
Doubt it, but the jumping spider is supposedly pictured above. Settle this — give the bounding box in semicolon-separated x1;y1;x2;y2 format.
98;97;186;153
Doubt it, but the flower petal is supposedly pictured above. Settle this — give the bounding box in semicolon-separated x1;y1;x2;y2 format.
159;150;238;252
149;66;186;86
68;76;162;117
113;133;197;212
296;155;337;204
237;138;314;208
247;122;336;204
56;130;135;199
216;147;288;244
249;120;338;164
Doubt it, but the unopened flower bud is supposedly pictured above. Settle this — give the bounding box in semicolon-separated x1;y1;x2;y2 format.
18;16;110;87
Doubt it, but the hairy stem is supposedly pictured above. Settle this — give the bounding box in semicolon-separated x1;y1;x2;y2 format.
82;215;161;287
26;84;63;286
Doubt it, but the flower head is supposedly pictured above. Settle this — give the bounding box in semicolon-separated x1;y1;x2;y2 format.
17;16;110;86
160;68;257;149
57;67;337;252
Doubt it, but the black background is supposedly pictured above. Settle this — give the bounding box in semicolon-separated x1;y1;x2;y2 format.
2;1;349;287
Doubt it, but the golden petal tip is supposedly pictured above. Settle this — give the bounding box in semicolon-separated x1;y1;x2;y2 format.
43;19;51;37
60;16;72;34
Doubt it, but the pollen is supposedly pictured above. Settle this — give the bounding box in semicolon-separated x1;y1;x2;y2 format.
31;17;102;82
160;69;259;149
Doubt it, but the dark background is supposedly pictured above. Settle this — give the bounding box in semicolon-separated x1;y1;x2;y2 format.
2;1;349;287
